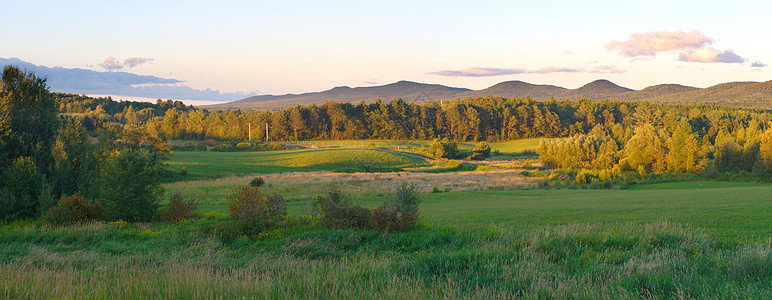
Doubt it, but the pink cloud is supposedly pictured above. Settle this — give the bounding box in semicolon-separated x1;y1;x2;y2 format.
678;47;745;63
752;61;767;68
98;57;123;72
605;30;712;57
533;67;582;74
430;65;627;77
123;57;154;68
591;65;626;74
430;68;527;77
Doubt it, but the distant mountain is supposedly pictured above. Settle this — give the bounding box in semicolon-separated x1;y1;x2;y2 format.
207;81;471;110
203;79;772;110
459;80;568;99
570;79;633;98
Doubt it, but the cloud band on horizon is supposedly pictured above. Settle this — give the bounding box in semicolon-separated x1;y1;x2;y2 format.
0;57;257;101
430;66;625;77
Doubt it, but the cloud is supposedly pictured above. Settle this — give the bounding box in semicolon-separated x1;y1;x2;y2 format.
590;65;626;74
430;65;626;76
605;30;712;57
606;30;752;65
533;67;582;74
98;56;154;71
752;61;767;68
678;47;745;63
363;79;379;85
1;57;257;101
429;67;527;77
99;56;124;72
123;57;154;68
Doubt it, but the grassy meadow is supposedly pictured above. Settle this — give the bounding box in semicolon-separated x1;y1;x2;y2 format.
291;138;541;155
166;148;430;177
2;144;771;298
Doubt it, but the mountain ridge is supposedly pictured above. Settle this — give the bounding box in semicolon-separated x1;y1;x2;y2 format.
203;79;772;110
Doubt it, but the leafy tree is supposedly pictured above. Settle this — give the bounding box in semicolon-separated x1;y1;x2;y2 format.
0;65;60;174
758;129;772;170
0;66;59;220
0;157;47;221
100;149;164;222
621;124;669;172
666;121;704;173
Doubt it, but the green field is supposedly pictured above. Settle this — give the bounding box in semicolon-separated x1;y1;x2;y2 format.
166;148;430;177
4;146;772;298
3;180;771;298
172;180;771;240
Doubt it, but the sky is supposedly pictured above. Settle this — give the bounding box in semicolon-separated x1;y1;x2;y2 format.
2;0;771;103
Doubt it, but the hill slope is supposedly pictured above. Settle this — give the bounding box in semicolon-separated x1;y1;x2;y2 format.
207;81;471;110
204;79;772;110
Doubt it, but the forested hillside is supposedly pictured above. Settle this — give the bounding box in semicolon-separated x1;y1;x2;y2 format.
205;79;772;110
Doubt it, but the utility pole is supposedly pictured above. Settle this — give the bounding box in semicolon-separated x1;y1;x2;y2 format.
248;123;251;141
265;122;269;142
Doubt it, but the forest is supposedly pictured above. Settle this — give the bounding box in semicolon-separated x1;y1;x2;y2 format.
56;87;772;177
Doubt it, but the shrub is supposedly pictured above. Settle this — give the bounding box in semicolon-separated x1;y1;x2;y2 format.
371;205;401;232
313;185;371;229
424;138;459;159
373;182;422;232
161;192;199;223
211;144;232;152
472;142;491;158
236;142;254;151
249;177;265;187
227;186;286;234
44;193;103;226
467;152;486;161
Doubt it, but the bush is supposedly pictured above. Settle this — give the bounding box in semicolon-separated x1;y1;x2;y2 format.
227;186;286;234
236;142;254;151
211;144;232;152
371;205;401;232
312;185;371;229
472;142;491;158
161;192;199;223
467;152;486;161
372;182;422;232
44;193;103;226
424;138;459;159
249;177;265;187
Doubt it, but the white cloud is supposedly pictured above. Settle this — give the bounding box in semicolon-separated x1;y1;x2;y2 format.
678;48;745;63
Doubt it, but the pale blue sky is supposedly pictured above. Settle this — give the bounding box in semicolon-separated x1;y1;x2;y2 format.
2;0;770;101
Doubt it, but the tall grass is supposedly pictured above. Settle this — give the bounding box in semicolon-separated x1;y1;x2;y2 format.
1;220;770;298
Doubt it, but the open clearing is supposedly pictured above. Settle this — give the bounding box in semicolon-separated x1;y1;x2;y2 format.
291;138;541;155
162;150;772;240
165;148;430;177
